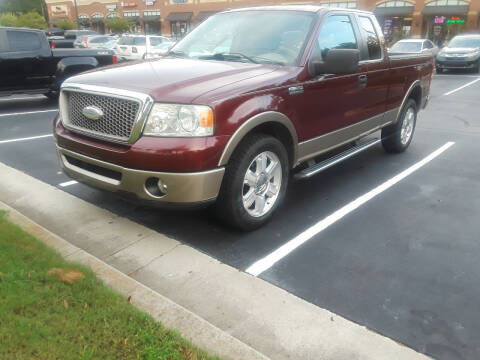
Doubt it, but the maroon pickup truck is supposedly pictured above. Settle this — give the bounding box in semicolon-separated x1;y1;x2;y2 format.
54;6;433;230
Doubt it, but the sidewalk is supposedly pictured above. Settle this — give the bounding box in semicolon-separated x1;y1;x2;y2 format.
0;162;431;360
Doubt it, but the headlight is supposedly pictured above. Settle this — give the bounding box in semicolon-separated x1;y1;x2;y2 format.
144;103;214;137
466;52;480;60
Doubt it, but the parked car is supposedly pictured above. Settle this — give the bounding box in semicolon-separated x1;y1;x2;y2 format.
390;39;439;56
72;31;100;48
115;35;172;61
50;30;99;49
436;34;480;73
144;41;175;59
75;35;117;49
45;27;64;37
0;27;117;99
54;6;433;230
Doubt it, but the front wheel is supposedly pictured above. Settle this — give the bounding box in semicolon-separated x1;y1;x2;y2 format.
214;134;289;231
381;99;417;153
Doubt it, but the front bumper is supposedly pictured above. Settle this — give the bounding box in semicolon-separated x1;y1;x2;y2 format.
57;146;225;205
436;59;479;69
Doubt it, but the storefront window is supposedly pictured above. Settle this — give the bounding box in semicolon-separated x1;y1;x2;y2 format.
375;0;414;44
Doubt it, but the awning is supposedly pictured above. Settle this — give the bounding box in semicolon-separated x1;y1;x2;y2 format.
165;12;193;22
374;6;414;17
422;5;469;15
196;11;217;22
124;16;140;22
143;15;161;21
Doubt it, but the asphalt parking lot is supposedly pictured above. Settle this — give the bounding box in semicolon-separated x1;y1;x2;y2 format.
1;73;480;360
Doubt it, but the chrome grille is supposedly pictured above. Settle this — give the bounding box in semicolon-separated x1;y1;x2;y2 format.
64;91;141;142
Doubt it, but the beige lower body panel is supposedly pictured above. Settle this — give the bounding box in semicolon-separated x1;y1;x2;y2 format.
297;109;399;164
57;147;225;204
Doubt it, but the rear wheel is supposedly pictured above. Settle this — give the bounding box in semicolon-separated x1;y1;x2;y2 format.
214;134;289;231
381;99;417;153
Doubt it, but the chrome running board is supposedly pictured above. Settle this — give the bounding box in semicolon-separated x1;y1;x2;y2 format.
294;138;381;180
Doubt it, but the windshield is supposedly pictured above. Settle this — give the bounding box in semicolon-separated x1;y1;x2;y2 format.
391;41;422;53
170;10;315;66
448;37;480;49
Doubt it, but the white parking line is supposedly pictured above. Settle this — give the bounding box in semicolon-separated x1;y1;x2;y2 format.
443;78;480;96
0;134;53;144
59;180;78;187
246;141;456;277
0;109;58;117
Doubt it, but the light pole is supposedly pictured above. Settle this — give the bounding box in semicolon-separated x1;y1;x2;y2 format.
73;0;80;29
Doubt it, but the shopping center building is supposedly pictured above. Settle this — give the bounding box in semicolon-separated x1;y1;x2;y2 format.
45;0;480;44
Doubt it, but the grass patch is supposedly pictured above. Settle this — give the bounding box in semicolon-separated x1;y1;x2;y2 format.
0;211;219;360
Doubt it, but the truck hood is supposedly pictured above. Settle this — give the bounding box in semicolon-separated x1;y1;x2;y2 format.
64;58;278;103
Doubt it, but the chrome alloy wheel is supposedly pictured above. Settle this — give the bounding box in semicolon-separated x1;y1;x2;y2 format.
242;151;282;217
400;107;415;145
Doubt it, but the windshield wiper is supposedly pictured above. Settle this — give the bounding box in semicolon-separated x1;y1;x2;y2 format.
200;52;258;64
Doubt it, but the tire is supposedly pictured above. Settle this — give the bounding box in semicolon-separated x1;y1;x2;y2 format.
214;134;289;231
381;99;417;153
45;92;59;102
473;60;480;74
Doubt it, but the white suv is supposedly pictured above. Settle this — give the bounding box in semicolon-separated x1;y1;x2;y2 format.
116;35;171;61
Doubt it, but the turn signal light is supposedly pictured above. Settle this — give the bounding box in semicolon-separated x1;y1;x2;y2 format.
132;46;138;53
200;108;214;128
112;55;118;64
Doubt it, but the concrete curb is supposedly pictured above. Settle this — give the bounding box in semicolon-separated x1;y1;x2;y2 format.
0;201;269;360
0;162;431;360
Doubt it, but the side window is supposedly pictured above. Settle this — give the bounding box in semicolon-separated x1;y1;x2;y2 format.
358;16;382;60
7;31;41;52
424;41;433;49
317;15;358;59
149;37;163;46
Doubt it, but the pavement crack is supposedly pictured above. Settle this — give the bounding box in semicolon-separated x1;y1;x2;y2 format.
127;243;182;277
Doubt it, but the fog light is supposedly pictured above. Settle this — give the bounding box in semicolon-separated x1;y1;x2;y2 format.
145;177;167;197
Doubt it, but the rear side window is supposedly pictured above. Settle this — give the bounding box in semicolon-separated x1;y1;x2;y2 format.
317;15;358;59
134;37;146;46
424;41;433;49
7;31;41;51
149;37;163;46
358;16;382;60
90;36;109;43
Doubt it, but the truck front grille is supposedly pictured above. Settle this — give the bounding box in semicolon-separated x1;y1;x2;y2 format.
63;91;141;143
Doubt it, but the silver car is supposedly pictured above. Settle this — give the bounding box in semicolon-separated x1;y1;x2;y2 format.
390;39;439;57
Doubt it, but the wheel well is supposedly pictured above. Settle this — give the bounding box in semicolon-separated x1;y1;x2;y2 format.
246;122;295;167
409;85;422;109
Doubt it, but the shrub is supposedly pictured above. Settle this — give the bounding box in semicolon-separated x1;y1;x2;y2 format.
106;17;133;33
15;11;47;29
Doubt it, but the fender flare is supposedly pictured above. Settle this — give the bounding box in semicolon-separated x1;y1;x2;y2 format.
217;111;298;167
53;57;99;90
395;80;421;123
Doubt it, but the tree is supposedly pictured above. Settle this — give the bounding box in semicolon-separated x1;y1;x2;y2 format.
15;11;47;29
57;19;76;30
106;18;133;33
0;0;44;14
0;13;18;27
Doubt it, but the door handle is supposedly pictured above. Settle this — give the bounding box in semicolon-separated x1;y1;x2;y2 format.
358;74;368;88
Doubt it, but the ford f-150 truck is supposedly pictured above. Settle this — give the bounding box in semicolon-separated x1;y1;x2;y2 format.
0;27;116;99
54;6;433;230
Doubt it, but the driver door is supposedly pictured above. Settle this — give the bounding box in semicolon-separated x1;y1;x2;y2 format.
294;13;368;159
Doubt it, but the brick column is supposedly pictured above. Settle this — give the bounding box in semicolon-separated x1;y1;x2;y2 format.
467;11;478;31
411;11;423;37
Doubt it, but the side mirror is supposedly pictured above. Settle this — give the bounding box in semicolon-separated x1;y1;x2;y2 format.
309;48;360;76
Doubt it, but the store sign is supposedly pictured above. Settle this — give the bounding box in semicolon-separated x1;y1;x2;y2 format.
144;0;155;5
121;2;137;7
52;5;68;15
434;16;446;24
446;16;465;24
172;0;188;3
106;4;117;11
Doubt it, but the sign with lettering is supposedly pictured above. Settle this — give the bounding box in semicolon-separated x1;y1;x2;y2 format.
446;16;465;24
106;4;117;11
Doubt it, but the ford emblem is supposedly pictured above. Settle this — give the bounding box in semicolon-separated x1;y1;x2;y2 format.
82;105;104;120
